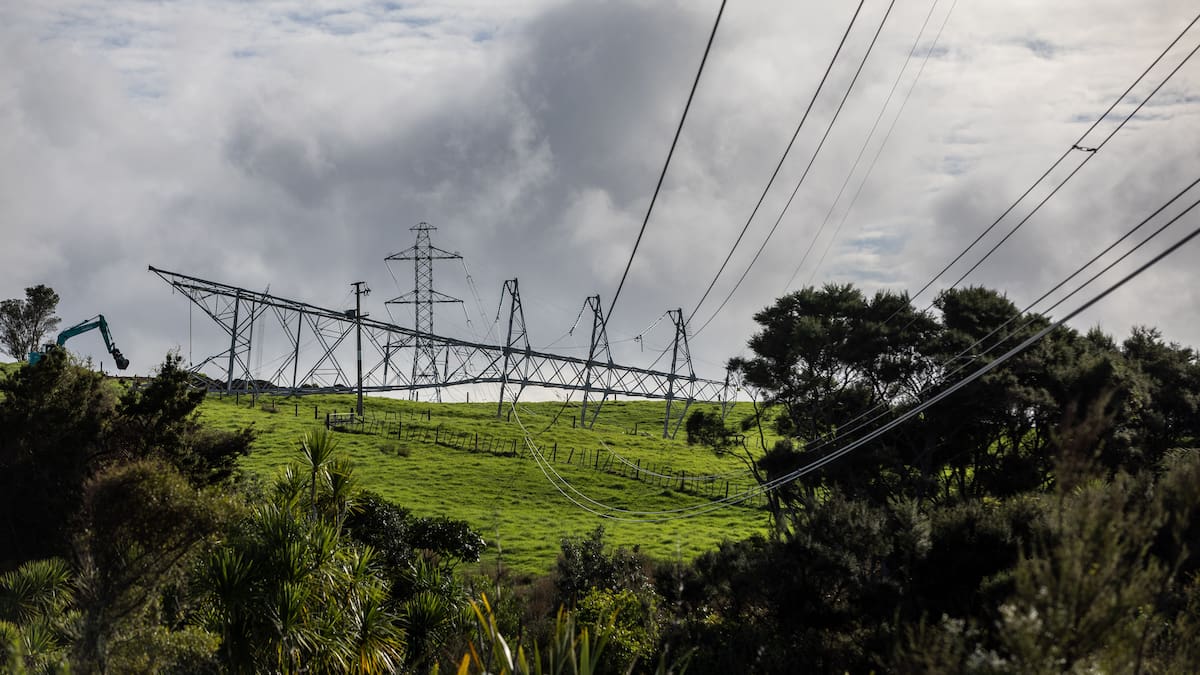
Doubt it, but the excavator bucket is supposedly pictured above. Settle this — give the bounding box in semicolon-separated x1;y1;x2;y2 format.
112;349;130;370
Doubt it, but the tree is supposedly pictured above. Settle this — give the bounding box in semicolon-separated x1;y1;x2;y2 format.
0;285;60;361
73;459;234;672
195;445;406;673
0;351;253;569
731;284;938;443
730;284;940;506
1121;326;1200;461
0;348;113;566
684;409;732;450
554;527;651;610
300;428;340;521
0;558;77;674
113;352;253;486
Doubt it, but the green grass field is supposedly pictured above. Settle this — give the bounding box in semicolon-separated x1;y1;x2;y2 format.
198;392;775;575
0;361;19;380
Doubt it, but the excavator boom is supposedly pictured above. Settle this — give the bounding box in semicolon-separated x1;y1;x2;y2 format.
28;314;130;370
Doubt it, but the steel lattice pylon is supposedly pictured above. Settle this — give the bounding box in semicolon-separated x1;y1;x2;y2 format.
385;222;462;402
580;295;614;429
662;309;695;438
495;279;530;417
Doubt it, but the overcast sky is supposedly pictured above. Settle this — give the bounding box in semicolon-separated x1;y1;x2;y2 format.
2;0;1199;397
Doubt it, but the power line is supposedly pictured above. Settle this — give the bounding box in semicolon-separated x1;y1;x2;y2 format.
935;34;1200;295
513;402;758;519
515;0;728;438
760;207;1200;500
525;192;1200;522
691;0;897;337
778;176;1200;467
604;0;727;328
518;170;1200;520
893;10;1200;316
640;0;882;376
792;0;956;290
686;0;867;328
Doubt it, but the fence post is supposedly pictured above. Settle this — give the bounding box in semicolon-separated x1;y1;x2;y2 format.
636;459;641;480
679;471;686;491
474;432;479;451
568;448;574;463
552;442;557;461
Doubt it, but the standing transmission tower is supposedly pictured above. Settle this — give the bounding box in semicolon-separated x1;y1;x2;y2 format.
386;222;462;401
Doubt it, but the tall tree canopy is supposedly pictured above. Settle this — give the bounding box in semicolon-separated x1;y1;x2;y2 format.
731;283;1200;514
0;285;60;360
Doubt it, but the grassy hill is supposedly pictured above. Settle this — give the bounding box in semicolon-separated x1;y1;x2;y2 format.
0;361;20;380
198;392;775;574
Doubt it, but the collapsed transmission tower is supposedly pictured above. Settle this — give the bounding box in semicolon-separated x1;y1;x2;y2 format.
386;222;462;402
151;264;733;438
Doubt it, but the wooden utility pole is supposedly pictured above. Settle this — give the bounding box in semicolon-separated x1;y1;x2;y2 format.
351;281;370;416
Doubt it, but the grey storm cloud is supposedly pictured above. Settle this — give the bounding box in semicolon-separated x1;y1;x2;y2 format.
1;0;1199;390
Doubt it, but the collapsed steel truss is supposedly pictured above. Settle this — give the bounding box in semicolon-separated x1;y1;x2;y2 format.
151;266;731;433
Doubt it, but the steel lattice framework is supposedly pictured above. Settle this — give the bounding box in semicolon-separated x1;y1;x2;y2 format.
150;266;732;420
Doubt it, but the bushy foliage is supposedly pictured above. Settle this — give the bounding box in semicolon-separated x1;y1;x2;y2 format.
0;348;113;564
0;558;76;674
113;352;254;485
893;451;1200;673
554;526;651;609
684;409;731;449
194;439;406;673
0;351;254;568
657;493;925;674
576;588;660;674
74;458;236;671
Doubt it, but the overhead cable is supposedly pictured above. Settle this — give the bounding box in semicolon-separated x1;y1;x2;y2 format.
892;10;1200;318
605;0;728;328
756;209;1200;501
521;185;1200;521
780;176;1200;465
691;0;896;336
686;0;867;329
793;0;958;289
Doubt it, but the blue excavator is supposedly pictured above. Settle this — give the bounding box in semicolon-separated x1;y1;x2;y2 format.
28;314;130;370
